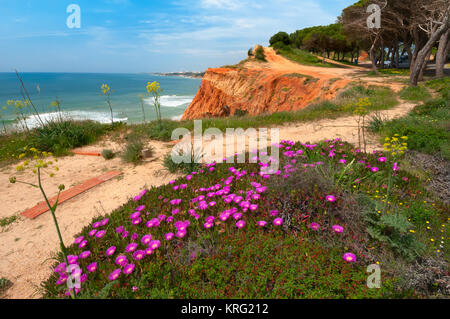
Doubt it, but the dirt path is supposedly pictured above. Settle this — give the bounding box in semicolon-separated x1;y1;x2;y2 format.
201;99;416;163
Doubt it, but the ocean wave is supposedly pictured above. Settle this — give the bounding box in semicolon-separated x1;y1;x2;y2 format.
17;111;128;129
145;95;194;108
170;114;183;121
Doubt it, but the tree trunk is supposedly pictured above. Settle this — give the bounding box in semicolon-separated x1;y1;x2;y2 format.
380;39;385;69
436;29;450;78
395;44;400;68
369;34;379;73
410;17;449;86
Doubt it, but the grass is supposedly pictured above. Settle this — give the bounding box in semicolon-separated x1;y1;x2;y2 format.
371;81;450;160
276;47;340;68
0;215;18;228
102;149;115;160
0;278;13;296
41;138;447;298
0;120;123;166
121;135;144;164
399;86;432;102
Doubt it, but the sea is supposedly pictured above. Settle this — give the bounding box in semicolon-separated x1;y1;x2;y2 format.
0;73;202;129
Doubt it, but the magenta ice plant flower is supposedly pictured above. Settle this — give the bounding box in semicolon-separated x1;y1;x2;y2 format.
257;220;267;227
141;234;152;245
108;269;121;281
310;222;321;231
332;225;344;233
95;230;106;238
125;243;138;253
343;252;356;263
325;195;336;202
115;255;128;267
164;233;174;241
273;218;283;226
133;250;145;261
79;240;87;249
86;262;97;273
79;251;91;259
74;236;84;244
67;255;78;265
106;246;116;256
149;240;161;250
236;220;246;229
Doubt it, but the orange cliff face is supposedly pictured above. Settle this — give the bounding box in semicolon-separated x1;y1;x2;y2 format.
181;47;351;120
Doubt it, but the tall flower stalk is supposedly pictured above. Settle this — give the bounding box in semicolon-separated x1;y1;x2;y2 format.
146;81;163;130
101;83;114;125
0;105;7;134
138;94;146;123
9;148;76;299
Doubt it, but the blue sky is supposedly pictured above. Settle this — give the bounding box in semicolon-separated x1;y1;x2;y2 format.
0;0;355;73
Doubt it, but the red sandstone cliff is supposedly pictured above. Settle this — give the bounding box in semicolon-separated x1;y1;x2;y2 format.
181;47;351;120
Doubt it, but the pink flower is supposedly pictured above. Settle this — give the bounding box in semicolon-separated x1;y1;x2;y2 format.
342;252;356;263
236;220;246;229
378;157;386;163
125;243;138;253
325;195;336;202
133;250;145;261
79;251;91;259
95;230;106;238
123;264;135;275
162;232;173;241
203;222;213;229
87;262;97;272
149;240;161;250
115;255;128;267
105;246;116;256
273;218;283;226
108;269;121;281
332;225;344;233
393;162;399;172
74;236;84;244
257;221;267;227
67;255;78;265
309;222;321;231
371;167;379;172
141;235;152;245
176;231;186;238
78;240;87;249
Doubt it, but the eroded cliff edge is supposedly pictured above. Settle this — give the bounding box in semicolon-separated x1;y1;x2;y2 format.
181;47;351;120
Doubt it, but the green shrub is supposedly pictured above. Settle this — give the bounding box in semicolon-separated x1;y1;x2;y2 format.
101;149;115;160
0;215;18;228
364;203;425;260
30;120;113;156
0;277;12;295
163;148;203;174
121;136;144;164
269;31;291;46
233;109;248;117
254;46;267;62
